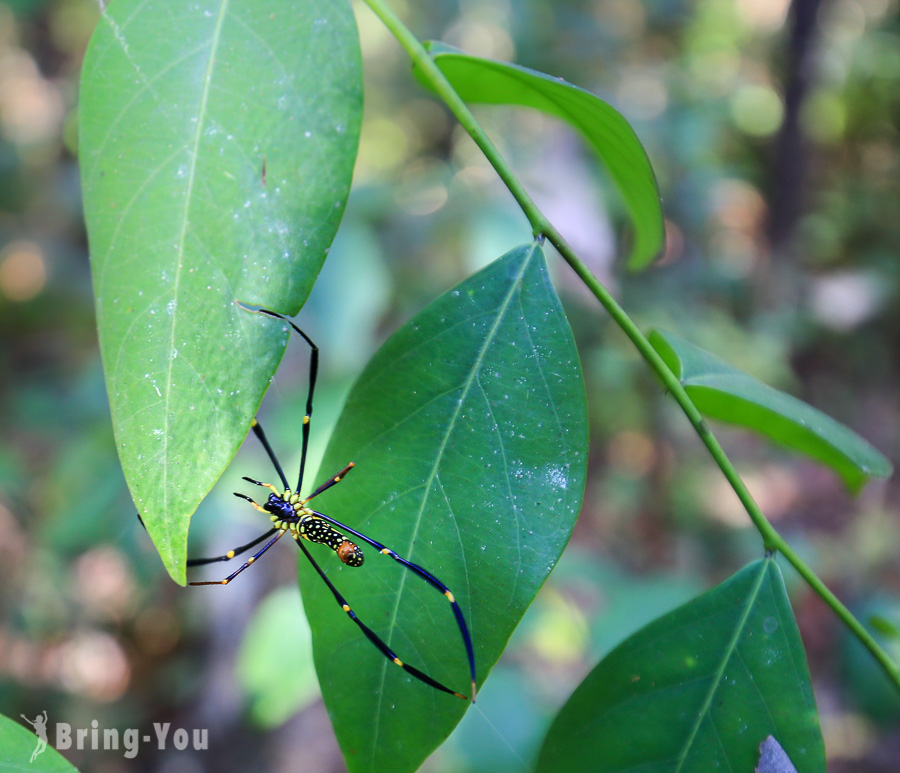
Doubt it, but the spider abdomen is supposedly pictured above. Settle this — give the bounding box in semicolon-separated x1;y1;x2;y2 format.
299;515;365;567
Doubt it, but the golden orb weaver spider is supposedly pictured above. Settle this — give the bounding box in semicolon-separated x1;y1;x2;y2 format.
186;305;477;701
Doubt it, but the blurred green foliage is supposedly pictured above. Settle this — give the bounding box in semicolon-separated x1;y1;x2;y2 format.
0;0;898;771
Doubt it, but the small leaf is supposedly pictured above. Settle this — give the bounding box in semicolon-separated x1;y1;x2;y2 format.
0;713;80;772
418;42;664;270
79;0;362;582
289;243;588;772
536;559;826;773
650;330;892;491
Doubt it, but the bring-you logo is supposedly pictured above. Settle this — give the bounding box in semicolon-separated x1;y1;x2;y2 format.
19;712;207;761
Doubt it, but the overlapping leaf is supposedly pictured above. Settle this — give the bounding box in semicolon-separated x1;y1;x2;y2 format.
79;0;362;582
292;243;588;772
537;559;825;773
418;42;664;270
650;330;892;491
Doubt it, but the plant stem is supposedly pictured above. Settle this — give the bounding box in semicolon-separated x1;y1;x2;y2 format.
362;0;900;691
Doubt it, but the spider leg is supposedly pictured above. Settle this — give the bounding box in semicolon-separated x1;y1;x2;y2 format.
239;303;318;494
309;508;477;702
295;536;468;699
186;527;279;566
189;528;289;586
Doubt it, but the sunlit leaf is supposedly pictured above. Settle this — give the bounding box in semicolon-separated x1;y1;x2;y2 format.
79;0;362;582
286;242;588;772
418;42;664;270
650;330;892;491
536;559;825;773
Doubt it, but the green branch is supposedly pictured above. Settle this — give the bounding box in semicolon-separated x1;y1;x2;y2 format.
361;0;900;692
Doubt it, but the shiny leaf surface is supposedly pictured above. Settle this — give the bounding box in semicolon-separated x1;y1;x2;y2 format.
291;243;588;772
80;0;362;582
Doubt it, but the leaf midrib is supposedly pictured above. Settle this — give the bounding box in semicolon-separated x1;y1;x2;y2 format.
674;559;770;771
368;243;539;760
158;0;231;559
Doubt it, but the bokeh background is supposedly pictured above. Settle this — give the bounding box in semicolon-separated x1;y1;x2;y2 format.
1;0;899;770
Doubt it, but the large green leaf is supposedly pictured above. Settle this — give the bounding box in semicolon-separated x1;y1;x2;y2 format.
536;559;825;773
79;0;362;582
0;713;79;772
650;330;892;491
418;42;664;270
282;243;588;772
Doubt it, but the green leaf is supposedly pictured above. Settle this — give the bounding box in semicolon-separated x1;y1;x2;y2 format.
293;243;588;772
536;559;826;773
649;330;892;491
0;713;79;772
418;42;664;271
79;0;362;583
